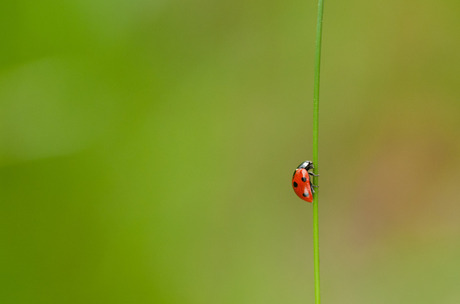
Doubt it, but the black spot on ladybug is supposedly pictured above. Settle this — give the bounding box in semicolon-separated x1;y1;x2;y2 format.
302;177;307;182
293;182;298;187
302;192;309;197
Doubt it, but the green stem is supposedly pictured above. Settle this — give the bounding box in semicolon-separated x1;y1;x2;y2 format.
312;0;324;303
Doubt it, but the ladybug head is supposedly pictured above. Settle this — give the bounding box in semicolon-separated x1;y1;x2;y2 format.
297;160;314;171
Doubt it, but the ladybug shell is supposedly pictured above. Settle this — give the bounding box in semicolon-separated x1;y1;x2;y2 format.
292;168;313;203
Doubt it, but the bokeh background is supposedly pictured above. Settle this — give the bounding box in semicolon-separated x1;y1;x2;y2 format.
1;0;460;303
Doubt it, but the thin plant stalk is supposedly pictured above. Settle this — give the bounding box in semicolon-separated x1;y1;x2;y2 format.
312;0;324;303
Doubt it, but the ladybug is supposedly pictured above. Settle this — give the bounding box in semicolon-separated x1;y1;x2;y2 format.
292;161;318;203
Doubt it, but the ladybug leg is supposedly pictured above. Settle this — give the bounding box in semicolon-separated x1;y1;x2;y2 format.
308;172;320;177
311;184;319;194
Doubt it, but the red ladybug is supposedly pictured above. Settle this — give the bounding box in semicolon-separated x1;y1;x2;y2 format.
292;161;318;203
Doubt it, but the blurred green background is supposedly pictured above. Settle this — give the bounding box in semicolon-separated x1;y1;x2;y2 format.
1;0;460;303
